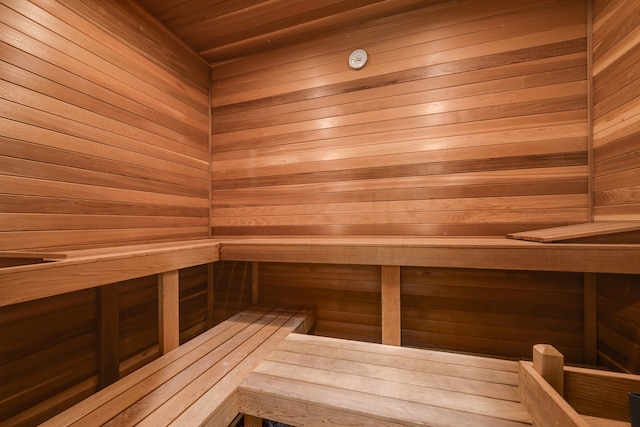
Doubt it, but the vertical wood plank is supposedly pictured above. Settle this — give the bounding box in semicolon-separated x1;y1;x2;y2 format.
381;265;401;346
533;344;565;397
586;0;594;222
252;261;259;304
583;273;598;365
207;262;215;329
98;284;119;388
158;270;180;354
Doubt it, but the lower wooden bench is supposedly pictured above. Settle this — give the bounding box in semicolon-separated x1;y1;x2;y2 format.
240;335;636;427
41;305;316;427
239;333;532;426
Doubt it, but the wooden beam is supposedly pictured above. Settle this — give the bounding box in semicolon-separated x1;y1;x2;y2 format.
583;273;598;365
219;237;640;274
381;265;401;346
207;262;215;329
98;284;119;388
252;261;259;304
533;344;564;397
158;270;180;354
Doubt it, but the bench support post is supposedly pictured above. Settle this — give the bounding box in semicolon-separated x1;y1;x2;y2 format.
381;265;401;346
99;284;120;388
159;270;180;354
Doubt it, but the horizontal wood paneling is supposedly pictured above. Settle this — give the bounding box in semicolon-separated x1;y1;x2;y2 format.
592;0;640;220
401;267;585;363
210;0;589;237
0;0;210;251
140;0;442;63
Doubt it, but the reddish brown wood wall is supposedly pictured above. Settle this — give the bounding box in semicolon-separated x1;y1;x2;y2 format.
0;1;211;423
592;0;640;220
0;0;210;251
591;0;640;376
210;0;590;237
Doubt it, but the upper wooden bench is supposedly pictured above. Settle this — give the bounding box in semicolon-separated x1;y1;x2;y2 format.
41;304;316;427
219;235;640;275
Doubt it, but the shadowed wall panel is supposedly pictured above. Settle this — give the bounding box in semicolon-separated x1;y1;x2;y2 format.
592;0;640;220
0;290;98;426
0;0;210;251
598;274;640;373
210;0;589;237
401;267;585;363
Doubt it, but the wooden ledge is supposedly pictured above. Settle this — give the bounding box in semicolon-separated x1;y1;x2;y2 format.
220;236;640;274
0;239;220;307
507;222;640;243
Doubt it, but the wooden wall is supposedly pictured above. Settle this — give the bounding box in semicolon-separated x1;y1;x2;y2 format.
592;0;640;221
210;0;590;237
0;1;210;424
591;0;640;376
0;0;210;251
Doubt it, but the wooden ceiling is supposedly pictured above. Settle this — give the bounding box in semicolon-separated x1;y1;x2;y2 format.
138;0;441;64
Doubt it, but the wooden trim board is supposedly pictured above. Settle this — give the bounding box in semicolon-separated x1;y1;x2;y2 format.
507;222;640;242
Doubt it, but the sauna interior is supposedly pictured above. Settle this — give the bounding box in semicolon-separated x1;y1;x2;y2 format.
1;0;640;425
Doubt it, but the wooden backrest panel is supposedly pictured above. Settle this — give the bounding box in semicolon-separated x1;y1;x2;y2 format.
210;0;590;237
592;0;640;221
0;0;210;251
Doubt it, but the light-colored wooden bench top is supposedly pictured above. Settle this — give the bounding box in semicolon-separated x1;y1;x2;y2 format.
42;305;316;427
239;333;532;426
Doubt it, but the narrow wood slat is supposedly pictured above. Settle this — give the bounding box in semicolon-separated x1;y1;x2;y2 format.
507;222;640;242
